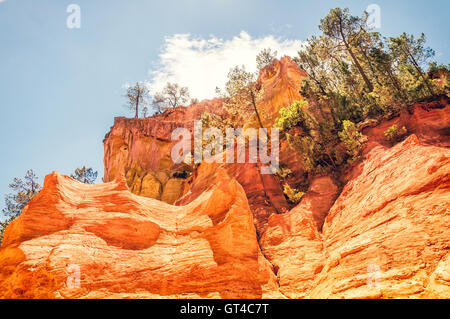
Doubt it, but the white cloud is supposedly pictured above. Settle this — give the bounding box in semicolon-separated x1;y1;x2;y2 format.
146;31;302;101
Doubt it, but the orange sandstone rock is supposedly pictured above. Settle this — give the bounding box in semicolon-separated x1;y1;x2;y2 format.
310;135;450;298
0;171;281;299
260;176;339;298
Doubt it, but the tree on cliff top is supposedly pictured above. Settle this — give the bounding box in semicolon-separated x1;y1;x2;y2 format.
320;8;374;93
256;48;277;70
153;82;190;112
388;33;435;97
1;170;41;244
70;166;98;184
222;66;265;129
124;82;150;118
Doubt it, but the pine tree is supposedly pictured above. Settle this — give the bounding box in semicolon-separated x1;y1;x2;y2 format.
70;166;98;184
1;170;41;245
125;82;150;118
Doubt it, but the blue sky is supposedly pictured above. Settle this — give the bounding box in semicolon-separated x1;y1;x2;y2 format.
0;0;449;218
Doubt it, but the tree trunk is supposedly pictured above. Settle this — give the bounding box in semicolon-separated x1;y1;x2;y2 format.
250;90;264;129
406;50;435;96
386;66;408;103
360;48;382;86
341;31;374;92
135;90;140;118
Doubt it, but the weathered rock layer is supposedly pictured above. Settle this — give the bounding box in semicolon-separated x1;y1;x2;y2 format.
0;170;280;299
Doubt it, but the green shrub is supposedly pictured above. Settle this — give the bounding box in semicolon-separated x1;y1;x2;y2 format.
275;100;316;132
0;216;16;245
338;120;366;162
286;134;317;173
283;183;305;204
384;125;408;142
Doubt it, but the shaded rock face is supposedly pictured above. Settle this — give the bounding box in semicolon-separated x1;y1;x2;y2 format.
260;176;339;298
103;98;225;204
0;171;281;299
176;160;290;236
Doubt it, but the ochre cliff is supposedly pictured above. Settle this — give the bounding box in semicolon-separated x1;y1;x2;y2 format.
0;170;281;299
0;58;449;299
103;57;306;234
103;98;226;204
261;135;450;298
1;131;448;298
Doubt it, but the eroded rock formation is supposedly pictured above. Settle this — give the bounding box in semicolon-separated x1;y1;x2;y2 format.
0;170;281;299
262;135;450;299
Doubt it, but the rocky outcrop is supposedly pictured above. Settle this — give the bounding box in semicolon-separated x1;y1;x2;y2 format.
260;135;450;299
361;95;450;150
103;98;225;204
0;170;281;299
176;159;290;235
313;135;450;298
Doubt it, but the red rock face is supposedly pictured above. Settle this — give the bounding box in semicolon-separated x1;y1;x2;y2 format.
362;96;450;150
2;132;448;299
257;56;307;127
311;135;450;298
176;160;290;235
260;176;339;298
103;98;225;182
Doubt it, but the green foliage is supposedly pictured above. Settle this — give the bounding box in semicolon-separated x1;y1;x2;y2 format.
338;120;366;161
283;183;305;205
427;63;450;96
384;125;408;142
1;169;41;245
275;100;316;131
256;48;277;70
70;166;98;184
296;7;442;132
286;134;317;173
388;33;435;97
333;93;364;123
276;167;293;179
221;65;266;129
0;215;16;245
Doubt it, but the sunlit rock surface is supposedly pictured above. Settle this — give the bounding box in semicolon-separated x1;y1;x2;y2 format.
0;171;281;299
